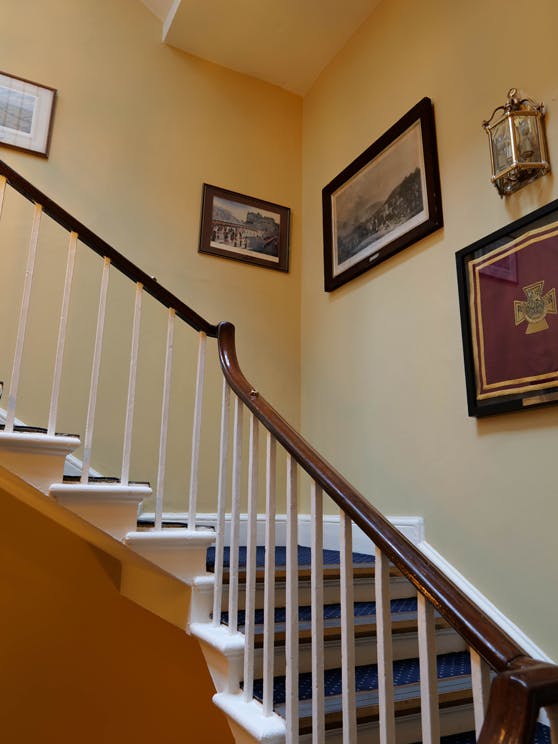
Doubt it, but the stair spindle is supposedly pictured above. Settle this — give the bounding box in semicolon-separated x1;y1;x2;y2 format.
263;432;277;716
120;282;143;485
340;511;357;743
228;395;243;634
470;647;491;736
6;203;42;432
80;256;111;482
311;482;325;744
0;175;6;220
243;413;259;701
212;378;230;627
48;231;78;436
285;454;299;744
417;593;441;744
187;330;207;530
375;545;396;744
154;307;175;527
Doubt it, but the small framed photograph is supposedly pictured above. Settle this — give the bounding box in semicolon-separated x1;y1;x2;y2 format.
456;199;558;417
322;97;443;291
199;184;290;272
0;71;57;157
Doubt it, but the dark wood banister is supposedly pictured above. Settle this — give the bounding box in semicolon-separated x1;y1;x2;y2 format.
0;159;218;337
2;160;556;740
217;321;558;742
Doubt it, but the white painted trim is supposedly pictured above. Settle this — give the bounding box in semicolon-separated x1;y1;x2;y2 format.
162;0;181;40
418;539;554;727
138;512;424;550
0;407;101;477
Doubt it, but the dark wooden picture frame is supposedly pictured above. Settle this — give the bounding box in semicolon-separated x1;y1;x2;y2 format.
456;199;558;417
0;71;57;157
322;97;443;292
199;184;290;272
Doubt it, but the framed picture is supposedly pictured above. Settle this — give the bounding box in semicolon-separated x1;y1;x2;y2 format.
0;71;57;157
456;199;558;417
199;184;290;272
322;97;443;291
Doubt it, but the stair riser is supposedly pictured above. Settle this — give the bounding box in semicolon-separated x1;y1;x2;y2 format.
254;628;466;678
219;576;416;611
299;702;475;744
252;627;467;676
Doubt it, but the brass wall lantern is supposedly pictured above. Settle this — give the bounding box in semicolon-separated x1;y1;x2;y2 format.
482;88;550;196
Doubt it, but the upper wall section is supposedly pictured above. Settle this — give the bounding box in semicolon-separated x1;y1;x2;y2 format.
300;0;558;660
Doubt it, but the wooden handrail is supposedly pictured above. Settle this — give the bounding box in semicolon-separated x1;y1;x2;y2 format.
0;160;218;337
218;320;558;734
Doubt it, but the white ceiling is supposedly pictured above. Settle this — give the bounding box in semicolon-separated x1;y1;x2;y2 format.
141;0;381;95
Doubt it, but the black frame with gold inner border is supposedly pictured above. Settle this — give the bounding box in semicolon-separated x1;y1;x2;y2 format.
456;198;558;417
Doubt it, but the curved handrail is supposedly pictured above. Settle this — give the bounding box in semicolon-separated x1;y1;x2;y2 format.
0;160;218;337
218;320;558;738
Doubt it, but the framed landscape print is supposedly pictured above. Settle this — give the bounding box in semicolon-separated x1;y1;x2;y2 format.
456;199;558;417
199;184;290;272
322;97;443;291
0;71;56;157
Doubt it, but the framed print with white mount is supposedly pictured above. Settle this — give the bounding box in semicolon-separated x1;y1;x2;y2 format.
0;71;56;157
322;97;443;292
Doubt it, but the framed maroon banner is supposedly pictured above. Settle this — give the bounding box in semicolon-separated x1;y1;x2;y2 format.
456;199;558;416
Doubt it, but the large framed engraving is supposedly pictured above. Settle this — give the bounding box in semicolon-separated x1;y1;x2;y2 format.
0;71;56;157
322;97;443;292
456;200;558;417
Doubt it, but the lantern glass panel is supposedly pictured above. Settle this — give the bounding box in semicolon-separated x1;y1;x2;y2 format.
491;118;513;174
513;115;541;163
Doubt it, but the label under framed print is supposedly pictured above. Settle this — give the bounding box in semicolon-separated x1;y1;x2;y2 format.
456;199;558;417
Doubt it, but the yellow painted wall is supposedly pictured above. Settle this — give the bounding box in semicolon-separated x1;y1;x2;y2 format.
0;487;234;743
301;0;558;660
0;0;301;512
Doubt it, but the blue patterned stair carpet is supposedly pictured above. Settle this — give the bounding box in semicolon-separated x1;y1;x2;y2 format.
220;596;418;631
437;722;551;743
206;544;376;572
252;651;471;718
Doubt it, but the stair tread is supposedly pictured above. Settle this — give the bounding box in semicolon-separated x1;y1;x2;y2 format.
63;475;150;486
251;651;472;726
206;545;377;573
437;723;551;744
0;423;77;437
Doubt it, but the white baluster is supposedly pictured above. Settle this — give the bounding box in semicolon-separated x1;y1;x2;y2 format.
285;454;299;744
228;396;243;634
81;256;111;482
6;203;42;432
187;330;206;530
311;482;325;744
417;593;440;744
263;432;277;716
243;413;259;701
375;546;396;744
340;511;356;743
121;282;143;485
154;307;175;528
212;378;230;627
470;648;491;737
48;231;77;436
0;176;6;220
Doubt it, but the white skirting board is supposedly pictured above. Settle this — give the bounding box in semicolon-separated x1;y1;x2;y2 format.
418;540;554;727
137;512;425;551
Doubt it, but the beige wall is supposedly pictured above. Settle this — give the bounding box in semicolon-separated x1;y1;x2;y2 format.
0;487;234;743
0;0;301;511
301;0;558;660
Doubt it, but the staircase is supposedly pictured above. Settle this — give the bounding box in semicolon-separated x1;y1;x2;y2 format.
1;159;557;744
